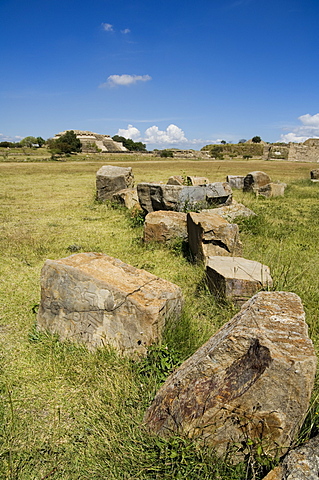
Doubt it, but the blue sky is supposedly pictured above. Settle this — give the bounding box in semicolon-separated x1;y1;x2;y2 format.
1;0;319;149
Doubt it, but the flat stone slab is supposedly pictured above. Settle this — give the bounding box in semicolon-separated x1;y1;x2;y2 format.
202;200;256;222
96;165;134;201
206;256;272;304
143;211;187;243
187;212;242;262
187;176;210;186
144;291;317;460
37;253;183;356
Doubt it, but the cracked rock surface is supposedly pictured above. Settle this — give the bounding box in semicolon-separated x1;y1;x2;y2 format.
37;252;183;356
144;291;317;460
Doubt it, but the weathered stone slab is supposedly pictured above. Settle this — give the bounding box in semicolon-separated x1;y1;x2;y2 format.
143;211;187;243
96;165;134;201
167;175;184;185
243;171;271;193
187;176;210;186
37;253;183;356
187;212;242;262
206;256;272;304
144;291;317;460
112;188;139;209
226;175;245;190
137;182;232;214
262;434;319;480
257;182;286;198
202;200;256;222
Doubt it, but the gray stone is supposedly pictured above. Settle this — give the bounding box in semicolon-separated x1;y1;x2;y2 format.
257;182;286;198
143;211;187;243
226;175;245;190
137;182;232;214
243;171;271;193
187;212;242;262
96;165;134;201
202;200;256;222
262;435;319;480
206;256;272;304
144;292;317;460
37;252;183;356
112;188;139;209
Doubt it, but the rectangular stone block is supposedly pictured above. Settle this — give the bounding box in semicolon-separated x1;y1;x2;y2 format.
187;212;242;262
37;253;183;356
96;165;134;201
206;256;273;304
143;211;187;243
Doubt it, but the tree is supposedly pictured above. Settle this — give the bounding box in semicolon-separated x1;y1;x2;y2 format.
220;140;227;145
112;135;147;152
252;136;262;143
50;130;82;154
36;137;45;148
20;136;37;148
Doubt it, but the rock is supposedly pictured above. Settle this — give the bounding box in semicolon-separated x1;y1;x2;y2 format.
96;165;134;201
262;435;319;480
243;171;271;193
37;252;183;356
257;182;286;198
144;292;317;460
187;176;210;186
206;256;272;304
167;175;184;185
310;169;319;181
112;188;140;209
202;200;256;222
137;182;232;214
143;211;187;243
226;175;245;190
187;212;242;262
137;183;182;213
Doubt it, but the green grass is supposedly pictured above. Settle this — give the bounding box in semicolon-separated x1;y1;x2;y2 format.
1;158;319;479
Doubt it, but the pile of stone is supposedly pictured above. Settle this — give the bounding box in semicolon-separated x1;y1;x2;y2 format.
228;171;286;197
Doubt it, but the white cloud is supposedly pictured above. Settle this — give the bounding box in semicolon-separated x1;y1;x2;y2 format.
0;133;23;142
144;124;188;144
102;23;113;32
117;125;142;141
280;113;319;143
121;28;131;34
100;74;152;88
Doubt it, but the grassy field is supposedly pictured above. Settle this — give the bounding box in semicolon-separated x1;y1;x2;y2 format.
1;155;319;479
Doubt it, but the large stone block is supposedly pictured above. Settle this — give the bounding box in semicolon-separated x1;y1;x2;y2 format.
187;212;242;262
257;182;286;198
143;211;187;243
226;175;245;190
243;171;271;193
144;291;317;460
186;176;210;186
96;165;134;201
137;182;232;214
37;253;183;356
206;256;272;304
